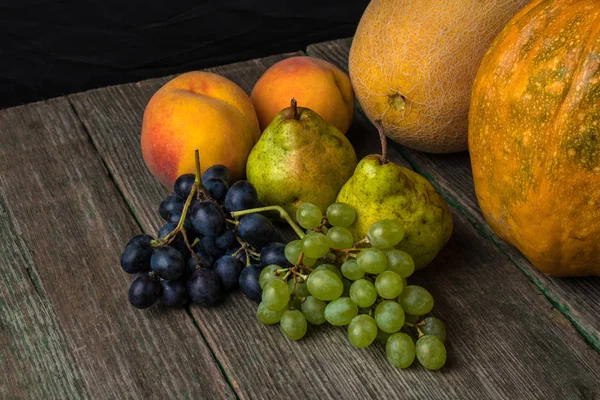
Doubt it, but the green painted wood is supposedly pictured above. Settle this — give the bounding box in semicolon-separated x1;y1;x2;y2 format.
306;37;600;352
0;98;234;399
70;49;600;399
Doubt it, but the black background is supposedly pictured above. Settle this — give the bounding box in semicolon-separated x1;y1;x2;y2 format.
0;1;368;109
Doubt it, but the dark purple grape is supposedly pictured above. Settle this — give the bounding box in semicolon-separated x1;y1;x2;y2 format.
187;269;225;307
128;274;161;309
159;194;184;221
160;279;189;308
225;181;259;212
225;246;247;265
132;271;150;281
196;235;225;258
189;201;225;236
215;230;237;250
214;256;244;291
151;246;185;280
158;222;189;257
260;242;292;269
174;174;196;198
186;252;215;274
167;210;194;231
128;234;154;245
202;164;231;185
120;241;153;274
239;264;262;302
237;214;275;251
204;178;229;202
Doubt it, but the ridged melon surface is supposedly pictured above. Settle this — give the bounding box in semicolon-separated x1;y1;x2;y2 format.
349;0;529;153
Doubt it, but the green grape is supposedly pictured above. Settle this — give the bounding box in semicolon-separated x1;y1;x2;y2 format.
421;317;447;343
341;259;364;281
256;301;285;325
349;279;378;308
296;203;322;230
375;271;404;299
375;300;405;333
356;248;387;274
415;335;446;370
285;239;316;266
342;278;352;297
367;219;405;249
386;332;415;369
404;313;421;326
259;265;283;289
280;309;307;340
376;329;392;344
315;263;343;279
284;240;302;265
326;202;356;227
288;278;309;298
301;296;327;325
324;297;358;326
326;226;354;249
262;279;290;311
302;232;330;259
303;256;317;267
398;285;434;315
347;314;378;348
386;250;415;278
307;269;343;301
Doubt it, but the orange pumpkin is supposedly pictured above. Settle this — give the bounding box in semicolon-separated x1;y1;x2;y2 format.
469;0;600;277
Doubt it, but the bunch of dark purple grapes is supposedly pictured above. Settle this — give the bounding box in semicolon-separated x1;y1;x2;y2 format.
120;162;291;309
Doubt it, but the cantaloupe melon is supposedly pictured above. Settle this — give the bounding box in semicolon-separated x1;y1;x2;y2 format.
349;0;529;153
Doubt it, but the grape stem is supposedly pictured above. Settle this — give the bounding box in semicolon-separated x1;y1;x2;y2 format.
181;228;199;265
231;206;305;239
353;237;370;247
152;150;202;248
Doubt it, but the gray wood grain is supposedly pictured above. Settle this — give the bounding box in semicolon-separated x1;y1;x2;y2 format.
70;50;600;399
306;37;600;352
0;200;86;399
0;99;234;399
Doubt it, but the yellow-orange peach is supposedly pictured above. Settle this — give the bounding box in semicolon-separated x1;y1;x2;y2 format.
141;71;260;189
251;56;354;134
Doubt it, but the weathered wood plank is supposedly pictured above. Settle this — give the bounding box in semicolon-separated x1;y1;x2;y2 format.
306;37;600;351
0;200;86;399
0;99;234;399
70;51;600;399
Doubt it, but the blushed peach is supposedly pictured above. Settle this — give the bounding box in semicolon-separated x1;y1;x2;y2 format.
251;56;354;134
141;71;260;189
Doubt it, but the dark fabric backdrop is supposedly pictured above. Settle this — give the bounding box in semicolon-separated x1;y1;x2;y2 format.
0;1;367;109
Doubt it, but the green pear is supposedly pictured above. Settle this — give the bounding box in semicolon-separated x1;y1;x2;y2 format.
336;127;453;269
247;100;357;218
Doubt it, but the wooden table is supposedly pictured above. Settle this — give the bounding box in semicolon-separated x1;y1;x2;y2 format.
1;38;599;400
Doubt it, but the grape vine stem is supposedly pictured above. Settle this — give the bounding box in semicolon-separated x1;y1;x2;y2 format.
231;206;305;239
152;149;201;249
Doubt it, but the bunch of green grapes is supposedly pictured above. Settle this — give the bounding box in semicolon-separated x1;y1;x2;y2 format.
255;202;448;371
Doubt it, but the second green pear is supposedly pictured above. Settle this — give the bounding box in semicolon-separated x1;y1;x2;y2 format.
337;154;453;270
246;101;357;218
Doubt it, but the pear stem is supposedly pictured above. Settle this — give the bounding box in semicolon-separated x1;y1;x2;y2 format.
231;205;305;239
374;120;388;165
291;98;299;120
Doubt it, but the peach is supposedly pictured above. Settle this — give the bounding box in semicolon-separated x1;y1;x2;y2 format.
251;56;355;134
141;71;260;189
